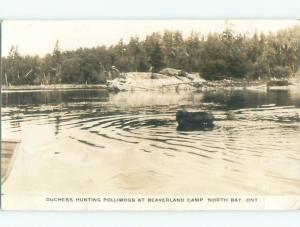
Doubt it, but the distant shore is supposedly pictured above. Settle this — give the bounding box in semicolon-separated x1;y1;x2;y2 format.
2;75;299;93
1;84;107;92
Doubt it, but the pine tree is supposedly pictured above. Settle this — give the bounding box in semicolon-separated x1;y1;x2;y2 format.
148;42;165;72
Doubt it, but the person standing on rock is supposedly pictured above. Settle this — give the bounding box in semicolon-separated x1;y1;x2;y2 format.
149;66;155;79
111;66;120;79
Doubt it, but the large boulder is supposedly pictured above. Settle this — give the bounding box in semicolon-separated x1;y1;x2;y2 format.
150;73;170;79
159;68;187;77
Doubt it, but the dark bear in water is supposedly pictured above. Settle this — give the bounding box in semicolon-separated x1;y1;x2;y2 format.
176;110;214;131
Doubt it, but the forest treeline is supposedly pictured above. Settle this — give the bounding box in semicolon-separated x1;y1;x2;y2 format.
2;26;300;85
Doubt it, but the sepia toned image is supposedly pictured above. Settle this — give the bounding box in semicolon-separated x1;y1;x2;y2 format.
1;20;300;210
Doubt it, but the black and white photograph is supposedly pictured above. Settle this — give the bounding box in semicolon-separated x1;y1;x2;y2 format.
1;20;300;210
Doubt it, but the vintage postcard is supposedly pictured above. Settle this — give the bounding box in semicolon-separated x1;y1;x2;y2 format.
1;20;300;210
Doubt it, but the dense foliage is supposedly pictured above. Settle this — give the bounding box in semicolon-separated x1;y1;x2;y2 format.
2;26;300;85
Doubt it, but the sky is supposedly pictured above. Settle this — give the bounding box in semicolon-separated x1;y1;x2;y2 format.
2;20;299;57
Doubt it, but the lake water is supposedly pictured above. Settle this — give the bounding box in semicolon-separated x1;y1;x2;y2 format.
2;88;300;196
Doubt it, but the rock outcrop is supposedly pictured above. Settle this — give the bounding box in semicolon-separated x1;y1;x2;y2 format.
107;68;206;92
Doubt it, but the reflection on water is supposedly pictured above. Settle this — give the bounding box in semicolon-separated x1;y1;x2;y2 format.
2;88;300;195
